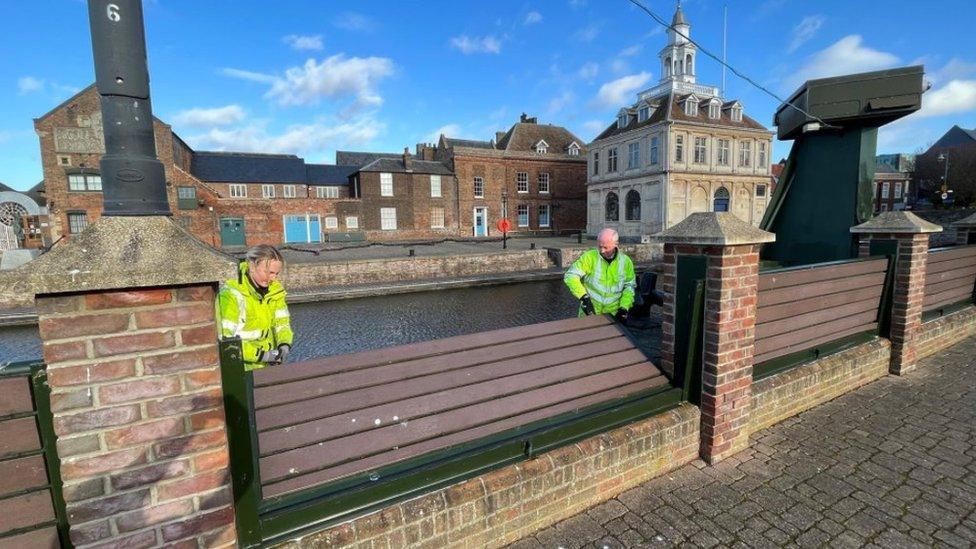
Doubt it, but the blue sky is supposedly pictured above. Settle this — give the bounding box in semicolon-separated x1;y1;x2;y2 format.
2;0;975;191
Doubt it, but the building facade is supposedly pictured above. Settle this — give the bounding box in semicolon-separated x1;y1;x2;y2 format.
429;114;588;237
585;5;774;240
873;166;911;212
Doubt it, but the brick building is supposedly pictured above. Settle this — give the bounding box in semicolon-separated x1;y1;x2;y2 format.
873;164;911;212
422;114;588;237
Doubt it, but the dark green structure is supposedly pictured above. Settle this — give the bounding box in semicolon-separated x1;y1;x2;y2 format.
761;66;925;265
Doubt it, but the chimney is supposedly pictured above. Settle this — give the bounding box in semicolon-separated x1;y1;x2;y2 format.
495;131;506;143
519;113;537;124
520;112;528;123
403;147;413;171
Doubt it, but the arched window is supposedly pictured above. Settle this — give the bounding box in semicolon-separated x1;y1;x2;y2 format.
713;187;730;212
685;53;694;75
664;57;671;77
605;192;619;222
625;190;641;221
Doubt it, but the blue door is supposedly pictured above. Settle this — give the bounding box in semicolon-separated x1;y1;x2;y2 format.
473;207;487;237
284;215;307;243
308;216;322;243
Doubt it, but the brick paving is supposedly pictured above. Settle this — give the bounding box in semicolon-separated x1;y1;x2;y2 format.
509;336;976;548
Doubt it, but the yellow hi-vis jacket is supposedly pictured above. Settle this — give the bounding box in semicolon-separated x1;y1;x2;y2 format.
564;249;637;316
217;261;293;371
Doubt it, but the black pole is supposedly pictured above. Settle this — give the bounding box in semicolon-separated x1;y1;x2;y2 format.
87;0;170;216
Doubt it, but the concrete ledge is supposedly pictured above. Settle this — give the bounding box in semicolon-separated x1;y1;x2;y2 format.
276;403;700;549
917;304;976;360
750;338;891;434
548;243;662;269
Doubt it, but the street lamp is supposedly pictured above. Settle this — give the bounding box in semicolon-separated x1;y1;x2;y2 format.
938;152;952;205
500;188;509;249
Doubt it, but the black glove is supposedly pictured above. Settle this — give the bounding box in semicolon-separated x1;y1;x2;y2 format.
259;348;281;364
614;308;629;323
277;344;291;363
580;295;595;316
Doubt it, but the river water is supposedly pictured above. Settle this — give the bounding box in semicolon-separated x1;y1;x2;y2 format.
0;279;627;365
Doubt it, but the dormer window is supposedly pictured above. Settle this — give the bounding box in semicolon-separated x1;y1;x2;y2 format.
731;106;742;122
638;105;650;122
683;97;699;117
567;142;580;156
535;139;549;154
708;101;720;119
617;113;628;129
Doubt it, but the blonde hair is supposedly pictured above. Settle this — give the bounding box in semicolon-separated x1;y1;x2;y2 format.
245;244;284;266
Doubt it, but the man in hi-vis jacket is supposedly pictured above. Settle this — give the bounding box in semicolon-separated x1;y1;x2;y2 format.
563;228;637;322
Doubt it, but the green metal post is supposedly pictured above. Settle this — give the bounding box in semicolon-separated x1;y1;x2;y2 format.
673;255;706;405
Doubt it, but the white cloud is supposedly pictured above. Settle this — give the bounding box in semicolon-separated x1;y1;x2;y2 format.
283;34;323;51
189;118;384;155
916;80;976;118
333;12;375;32
619;44;642;57
220;68;278;84
547;91;575;114
569;0;587;8
784;35;899;91
931;58;976;85
426;124;462;143
524;11;543;25
583;120;606;135
173;105;246;127
611;59;631;74
595;72;651;108
787;15;824;53
578;62;599;81
574;24;600;43
18;76;44;94
450;35;502;54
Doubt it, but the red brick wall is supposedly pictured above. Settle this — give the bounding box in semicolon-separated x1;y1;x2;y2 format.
357;170;457;235
37;285;235;548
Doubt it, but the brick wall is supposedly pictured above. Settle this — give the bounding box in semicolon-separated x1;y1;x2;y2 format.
37;285;235;548
278;404;700;549
357;170;457;235
283;250;554;288
917;305;976;360
749;338;891;434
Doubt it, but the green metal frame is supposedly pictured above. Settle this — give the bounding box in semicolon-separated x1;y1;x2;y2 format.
673;256;707;405
219;336;683;547
0;361;71;548
752;254;895;381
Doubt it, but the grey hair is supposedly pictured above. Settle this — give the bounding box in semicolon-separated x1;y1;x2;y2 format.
245;244;284;266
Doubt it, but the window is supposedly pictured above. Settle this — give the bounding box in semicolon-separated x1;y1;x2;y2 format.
517;172;528;193
535;141;548;154
283;185;296;198
538;205;550;227
617;114;628;128
430;175;442;198
650;136;659;165
608;148;618;172
881;182;890;198
430;206;445;229
68;174;102;192
568;143;580;156
67;212;88;234
675;136;684;163
605;192;619;221
517;204;529;227
625;190;641;221
713;187;730;212
58;155;71;166
229;184;247;198
346;216;359;229
325;216;339;230
177;186;197;210
738;141;752;168
694;137;707;164
684;99;698;116
758;142;767;170
756;184;767;197
593;152;600;175
262;184;276;198
316;186;340;199
708;102;720;119
380;207;397;230
625;142;638;170
717;139;730;166
894;182;902;199
473;177;484;198
380;173;393;196
731;106;743;122
538;173;550;194
638;106;649;122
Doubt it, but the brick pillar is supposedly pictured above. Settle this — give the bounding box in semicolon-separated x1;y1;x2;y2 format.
654;213;774;464
851;212;942;375
6;217;238;548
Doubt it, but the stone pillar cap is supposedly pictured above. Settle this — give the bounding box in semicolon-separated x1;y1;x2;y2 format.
0;216;237;297
649;212;776;246
849;211;943;234
950;212;976;228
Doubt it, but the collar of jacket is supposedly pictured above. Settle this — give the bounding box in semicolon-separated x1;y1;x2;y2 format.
231;260;286;301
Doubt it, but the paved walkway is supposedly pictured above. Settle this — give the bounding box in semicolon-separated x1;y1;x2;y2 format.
510;337;976;548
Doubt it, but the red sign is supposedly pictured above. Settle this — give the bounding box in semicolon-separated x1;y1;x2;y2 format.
496;218;512;233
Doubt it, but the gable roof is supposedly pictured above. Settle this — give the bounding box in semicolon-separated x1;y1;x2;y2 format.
594;96;669;140
335;150;401;167
495;122;587;155
190;152;307;184
34;83;98;122
360;157;453;175
669;94;767;130
928;125;976;151
305;164;357;186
